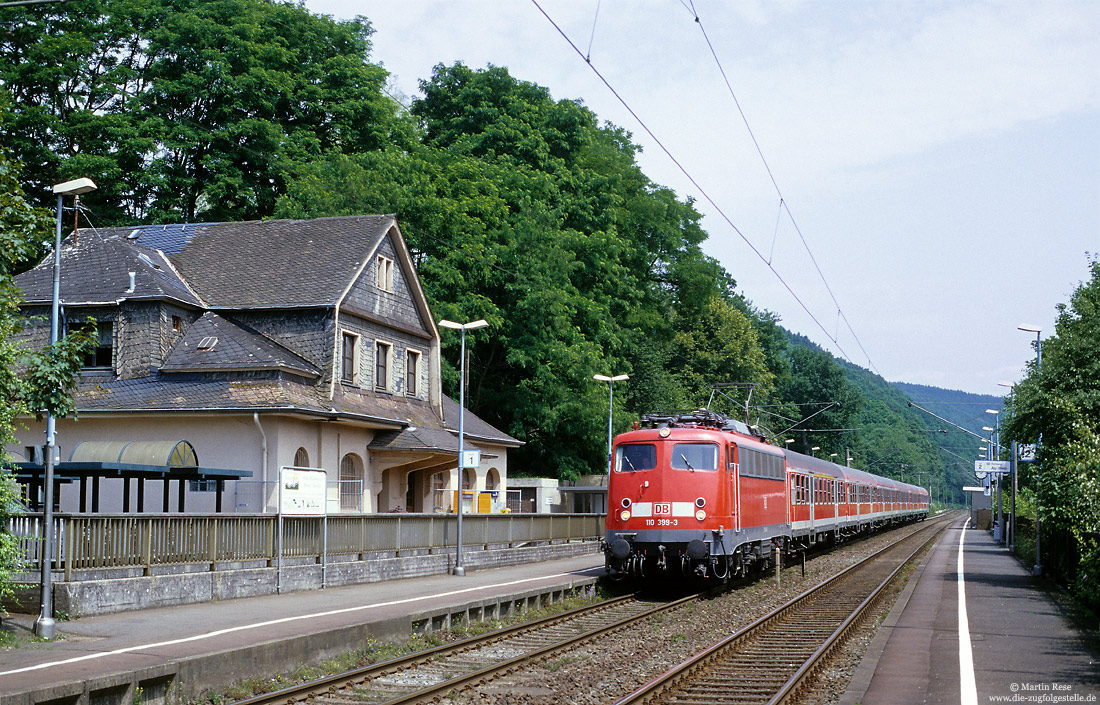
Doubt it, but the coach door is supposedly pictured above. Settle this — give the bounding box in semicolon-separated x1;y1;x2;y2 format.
728;443;740;532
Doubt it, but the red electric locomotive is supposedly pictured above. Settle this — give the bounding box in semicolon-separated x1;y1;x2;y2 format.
603;410;929;580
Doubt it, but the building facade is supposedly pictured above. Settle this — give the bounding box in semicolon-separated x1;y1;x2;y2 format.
10;216;520;514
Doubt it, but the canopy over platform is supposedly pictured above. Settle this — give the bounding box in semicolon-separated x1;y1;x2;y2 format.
10;439;251;513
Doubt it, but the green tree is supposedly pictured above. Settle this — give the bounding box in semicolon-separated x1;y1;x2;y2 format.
0;118;93;604
0;0;400;225
776;344;863;457
279;63;736;479
1004;256;1100;609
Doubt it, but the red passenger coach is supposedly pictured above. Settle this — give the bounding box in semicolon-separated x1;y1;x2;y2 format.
603;410;929;581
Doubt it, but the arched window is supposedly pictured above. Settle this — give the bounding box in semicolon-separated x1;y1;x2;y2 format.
339;453;364;511
294;447;309;467
486;468;500;491
462;468;475;490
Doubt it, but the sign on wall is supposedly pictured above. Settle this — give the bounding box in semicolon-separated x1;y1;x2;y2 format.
279;467;327;516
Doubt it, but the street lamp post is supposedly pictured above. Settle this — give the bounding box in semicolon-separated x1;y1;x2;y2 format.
811;446;820;458
593;374;628;497
1018;324;1042;576
998;381;1016;551
438;318;489;577
35;178;96;639
985;409;1003;543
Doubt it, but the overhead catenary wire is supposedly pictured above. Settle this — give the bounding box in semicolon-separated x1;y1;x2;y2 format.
681;0;882;376
531;0;860;367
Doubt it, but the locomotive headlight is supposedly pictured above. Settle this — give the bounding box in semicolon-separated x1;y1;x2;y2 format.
695;509;706;521
620;509;631;521
659;427;670;438
621;497;632;509
695;497;706;508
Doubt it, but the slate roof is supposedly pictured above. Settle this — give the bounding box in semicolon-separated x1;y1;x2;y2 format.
14;215;396;310
167;216;394;308
442;396;523;447
161;312;321;378
15;215;520;452
16;232;203;308
368;426;460;454
73;373;443;429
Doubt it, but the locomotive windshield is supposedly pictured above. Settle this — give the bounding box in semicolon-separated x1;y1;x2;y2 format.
615;444;657;472
671;443;718;471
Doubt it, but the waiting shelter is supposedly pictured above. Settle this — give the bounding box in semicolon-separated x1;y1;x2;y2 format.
11;440;251;513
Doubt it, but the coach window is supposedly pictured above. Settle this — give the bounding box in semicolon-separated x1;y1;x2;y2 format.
615;444;657;472
671;443;718;471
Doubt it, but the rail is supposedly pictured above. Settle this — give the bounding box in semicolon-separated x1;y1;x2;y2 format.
7;512;605;581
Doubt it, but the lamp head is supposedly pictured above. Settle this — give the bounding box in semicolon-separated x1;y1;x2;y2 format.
1017;324;1042;334
53;178;97;196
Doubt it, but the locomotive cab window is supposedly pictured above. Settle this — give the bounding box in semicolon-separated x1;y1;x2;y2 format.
615;444;657;472
670;443;718;471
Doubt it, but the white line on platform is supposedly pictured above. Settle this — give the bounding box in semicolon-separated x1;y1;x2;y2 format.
958;518;978;705
0;571;591;677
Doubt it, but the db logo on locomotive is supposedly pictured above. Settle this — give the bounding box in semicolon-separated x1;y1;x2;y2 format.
654;503;672;515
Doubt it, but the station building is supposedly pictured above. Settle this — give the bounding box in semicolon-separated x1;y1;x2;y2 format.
8;215;521;515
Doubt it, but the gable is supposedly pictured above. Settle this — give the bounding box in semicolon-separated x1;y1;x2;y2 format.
339;228;432;338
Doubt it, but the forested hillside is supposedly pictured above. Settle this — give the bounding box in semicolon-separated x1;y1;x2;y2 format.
0;0;970;502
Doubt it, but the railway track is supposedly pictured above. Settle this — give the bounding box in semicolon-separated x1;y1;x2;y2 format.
231;590;697;705
230;518;945;705
613;516;951;705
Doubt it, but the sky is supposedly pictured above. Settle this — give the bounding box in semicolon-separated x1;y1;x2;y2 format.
305;0;1099;397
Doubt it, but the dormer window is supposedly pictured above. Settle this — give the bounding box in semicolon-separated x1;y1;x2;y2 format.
376;255;394;292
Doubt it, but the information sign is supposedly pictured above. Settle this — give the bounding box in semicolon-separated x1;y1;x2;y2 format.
460;449;481;469
1017;444;1038;462
974;460;1011;476
279;467;327;516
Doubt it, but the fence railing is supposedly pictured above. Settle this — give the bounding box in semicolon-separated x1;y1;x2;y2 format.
9;512;605;581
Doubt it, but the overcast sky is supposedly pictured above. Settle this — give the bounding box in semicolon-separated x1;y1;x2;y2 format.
306;0;1099;397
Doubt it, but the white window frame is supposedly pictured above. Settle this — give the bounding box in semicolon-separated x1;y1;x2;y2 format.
376;255;394;292
340;331;360;385
405;348;421;398
375;339;392;391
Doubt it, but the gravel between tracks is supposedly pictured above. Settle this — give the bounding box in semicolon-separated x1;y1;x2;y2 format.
440;519;942;705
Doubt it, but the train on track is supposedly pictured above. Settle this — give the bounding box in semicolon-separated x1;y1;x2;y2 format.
603;409;929;580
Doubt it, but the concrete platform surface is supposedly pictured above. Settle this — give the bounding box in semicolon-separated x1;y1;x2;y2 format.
844;517;1100;705
0;552;605;701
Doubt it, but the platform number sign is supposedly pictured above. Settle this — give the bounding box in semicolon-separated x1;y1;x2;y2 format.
1018;444;1038;462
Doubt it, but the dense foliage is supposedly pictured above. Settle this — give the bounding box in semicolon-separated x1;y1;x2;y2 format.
0;0;399;225
3;0;961;491
1003;257;1100;610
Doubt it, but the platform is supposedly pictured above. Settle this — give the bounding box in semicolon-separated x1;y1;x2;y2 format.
0;552;605;704
843;516;1100;705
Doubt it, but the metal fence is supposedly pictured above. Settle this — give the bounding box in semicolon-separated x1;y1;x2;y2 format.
9;512;605;581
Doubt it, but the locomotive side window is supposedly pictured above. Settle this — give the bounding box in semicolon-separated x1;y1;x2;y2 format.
615;444;657;472
671;443;718;471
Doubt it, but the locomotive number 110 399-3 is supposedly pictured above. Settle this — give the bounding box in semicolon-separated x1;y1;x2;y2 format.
647;518;679;526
